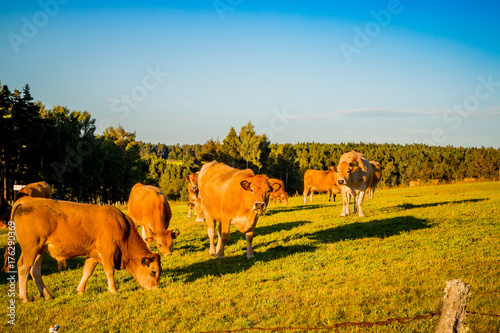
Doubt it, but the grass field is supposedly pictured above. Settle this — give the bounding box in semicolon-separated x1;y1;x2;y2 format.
1;181;499;332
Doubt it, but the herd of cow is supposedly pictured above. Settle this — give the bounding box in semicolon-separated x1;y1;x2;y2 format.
1;150;382;303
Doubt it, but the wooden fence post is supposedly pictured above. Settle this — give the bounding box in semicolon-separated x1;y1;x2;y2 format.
435;279;471;333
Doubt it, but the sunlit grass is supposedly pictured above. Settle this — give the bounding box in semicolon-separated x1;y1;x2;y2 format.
1;182;499;332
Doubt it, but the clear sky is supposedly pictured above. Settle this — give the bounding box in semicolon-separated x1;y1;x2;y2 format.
1;0;499;147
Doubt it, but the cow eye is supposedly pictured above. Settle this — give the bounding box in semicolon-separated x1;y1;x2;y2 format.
250;188;254;193
151;270;157;277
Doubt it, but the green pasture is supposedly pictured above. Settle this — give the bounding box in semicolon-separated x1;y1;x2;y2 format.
1;182;499;332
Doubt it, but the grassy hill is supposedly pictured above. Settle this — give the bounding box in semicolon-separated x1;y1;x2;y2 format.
1;181;499;332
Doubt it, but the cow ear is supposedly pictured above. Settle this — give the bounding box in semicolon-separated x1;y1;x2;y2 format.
144;237;155;243
184;177;189;182
171;229;180;239
329;166;337;172
271;182;281;192
141;257;154;267
240;181;251;191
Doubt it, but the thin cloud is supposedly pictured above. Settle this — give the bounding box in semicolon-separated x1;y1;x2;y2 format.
285;107;440;120
285;107;500;120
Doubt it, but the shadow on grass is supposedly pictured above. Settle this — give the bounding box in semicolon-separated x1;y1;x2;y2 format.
264;203;334;216
306;215;431;244
395;198;488;211
169;242;318;283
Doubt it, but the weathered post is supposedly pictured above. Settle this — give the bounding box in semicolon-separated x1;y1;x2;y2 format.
435;279;471;333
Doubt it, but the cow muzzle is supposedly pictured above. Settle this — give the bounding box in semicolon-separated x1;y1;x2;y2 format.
253;202;266;212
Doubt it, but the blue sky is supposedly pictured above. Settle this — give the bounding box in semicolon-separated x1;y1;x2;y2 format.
1;1;499;147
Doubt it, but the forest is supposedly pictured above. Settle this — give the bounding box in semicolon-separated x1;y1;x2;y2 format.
2;82;500;202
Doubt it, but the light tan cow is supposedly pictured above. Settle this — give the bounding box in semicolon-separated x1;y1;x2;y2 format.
409;179;421;187
336;151;374;217
128;183;178;256
10;197;161;303
197;161;280;259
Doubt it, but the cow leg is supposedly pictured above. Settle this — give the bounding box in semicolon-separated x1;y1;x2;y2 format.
187;205;193;218
142;225;154;250
310;189;314;203
327;189;332;202
57;259;67;271
352;192;358;215
206;216;217;256
77;258;98;294
340;188;348;216
303;188;308;204
102;260;117;294
18;247;38;303
357;191;366;217
245;231;254;259
216;219;231;259
30;253;52;300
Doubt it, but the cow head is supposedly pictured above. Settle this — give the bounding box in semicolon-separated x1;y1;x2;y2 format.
184;172;200;192
153;229;180;256
240;175;281;213
281;192;289;205
133;253;162;290
337;156;359;187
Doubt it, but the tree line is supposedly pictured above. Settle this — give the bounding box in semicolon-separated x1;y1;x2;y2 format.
2;81;499;202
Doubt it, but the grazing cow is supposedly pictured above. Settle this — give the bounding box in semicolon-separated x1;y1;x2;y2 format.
16;181;52;200
184;172;200;218
128;183;179;256
197;161;280;259
366;161;382;199
432;179;440;185
269;178;288;204
336;151;374;217
303;167;341;204
10;198;161;303
464;178;476;183
409;179;421;187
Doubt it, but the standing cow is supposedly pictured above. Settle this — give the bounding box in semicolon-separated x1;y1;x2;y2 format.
128;183;179;256
366;161;382;199
184;172;200;218
303;167;341;204
11;198;161;303
269;178;288;204
197;161;280;259
336;151;374;217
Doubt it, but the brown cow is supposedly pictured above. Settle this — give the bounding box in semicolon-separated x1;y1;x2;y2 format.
303;166;341;204
128;183;178;256
184;172;200;218
366;161;382;199
336;151;374;217
197;161;280;259
269;178;288;204
16;181;52;200
10;197;161;303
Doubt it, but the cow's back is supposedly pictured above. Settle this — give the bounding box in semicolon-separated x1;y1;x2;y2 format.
198;161;254;221
13;198;129;259
128;183;171;229
304;169;336;191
